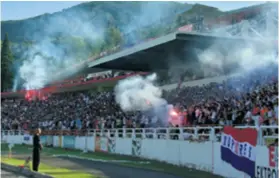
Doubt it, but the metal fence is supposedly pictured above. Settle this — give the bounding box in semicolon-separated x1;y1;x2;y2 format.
2;125;277;146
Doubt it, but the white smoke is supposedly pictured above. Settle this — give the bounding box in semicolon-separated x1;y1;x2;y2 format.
19;56;48;90
122;2;186;46
114;73;167;112
18;43;87;90
16;8;105;90
15;2;188;90
197;5;278;76
230;45;277;71
197;40;277;77
114;73;170;126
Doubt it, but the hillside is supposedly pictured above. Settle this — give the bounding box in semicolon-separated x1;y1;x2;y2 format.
1;2;194;65
176;3;224;28
178;3;223;20
176;2;276;27
1;2;191;42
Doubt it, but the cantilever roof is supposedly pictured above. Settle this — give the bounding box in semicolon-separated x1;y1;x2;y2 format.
88;32;177;68
88;31;273;71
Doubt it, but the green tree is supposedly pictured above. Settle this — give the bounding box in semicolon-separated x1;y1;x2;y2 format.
1;33;14;91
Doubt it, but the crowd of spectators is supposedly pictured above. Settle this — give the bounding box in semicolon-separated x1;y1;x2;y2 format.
166;67;278;128
2;64;278;136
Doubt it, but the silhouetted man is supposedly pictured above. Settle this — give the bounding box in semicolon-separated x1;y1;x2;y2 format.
33;128;42;171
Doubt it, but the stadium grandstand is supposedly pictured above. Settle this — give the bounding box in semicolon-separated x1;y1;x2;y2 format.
1;2;278;146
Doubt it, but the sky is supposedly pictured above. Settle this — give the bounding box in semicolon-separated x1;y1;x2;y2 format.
1;1;267;21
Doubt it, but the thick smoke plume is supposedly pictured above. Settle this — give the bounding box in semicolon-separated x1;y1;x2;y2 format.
197;4;278;77
115;73;166;111
115;73;170;126
197;43;277;77
15;8;105;90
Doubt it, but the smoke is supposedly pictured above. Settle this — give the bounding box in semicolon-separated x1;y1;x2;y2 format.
115;73;165;111
196;40;277;78
12;75;19;92
123;2;186;45
19;56;48;90
197;4;278;77
124;2;171;33
18;40;88;89
15;9;105;90
114;73;169;126
15;2;186;90
161;3;278;85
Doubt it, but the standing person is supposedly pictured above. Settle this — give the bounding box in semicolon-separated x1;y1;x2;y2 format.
33;128;42;172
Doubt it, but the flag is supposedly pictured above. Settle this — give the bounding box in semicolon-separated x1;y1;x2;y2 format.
221;126;258;177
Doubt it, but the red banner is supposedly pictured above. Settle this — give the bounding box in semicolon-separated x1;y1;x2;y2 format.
178;24;193;32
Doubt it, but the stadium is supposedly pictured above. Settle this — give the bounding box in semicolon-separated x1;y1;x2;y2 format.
1;2;278;178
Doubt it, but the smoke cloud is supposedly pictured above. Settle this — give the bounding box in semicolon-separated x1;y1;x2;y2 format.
123;2;186;46
15;8;105;90
197;5;278;77
15;2;185;90
114;73;170;126
196;43;276;78
18;40;88;90
115;73;166;111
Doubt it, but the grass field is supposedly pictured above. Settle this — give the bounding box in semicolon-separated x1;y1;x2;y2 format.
1;156;96;178
1;143;222;178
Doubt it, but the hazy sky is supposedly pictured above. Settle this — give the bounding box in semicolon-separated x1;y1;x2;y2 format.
1;1;266;21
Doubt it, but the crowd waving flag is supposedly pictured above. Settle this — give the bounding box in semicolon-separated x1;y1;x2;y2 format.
221;126;258;177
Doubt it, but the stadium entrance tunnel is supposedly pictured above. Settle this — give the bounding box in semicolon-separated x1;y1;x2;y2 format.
88;32;273;72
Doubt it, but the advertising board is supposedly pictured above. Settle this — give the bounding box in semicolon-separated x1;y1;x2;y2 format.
63;136;75;149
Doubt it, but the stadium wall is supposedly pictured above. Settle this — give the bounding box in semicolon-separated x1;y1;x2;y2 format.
2;130;277;178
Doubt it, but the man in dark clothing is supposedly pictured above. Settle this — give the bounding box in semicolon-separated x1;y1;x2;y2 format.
33;128;42;171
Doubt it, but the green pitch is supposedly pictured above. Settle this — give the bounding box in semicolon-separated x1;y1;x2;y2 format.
1;156;96;178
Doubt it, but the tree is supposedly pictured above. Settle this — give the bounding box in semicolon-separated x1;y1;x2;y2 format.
1;33;14;91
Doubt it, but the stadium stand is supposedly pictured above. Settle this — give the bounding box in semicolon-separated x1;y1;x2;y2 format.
1;3;277;145
2;64;278;135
